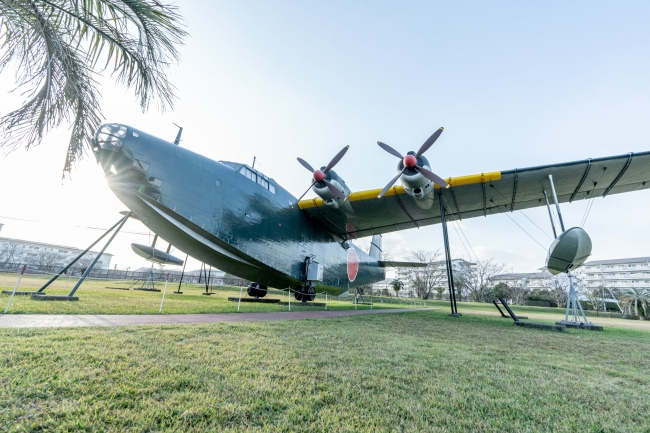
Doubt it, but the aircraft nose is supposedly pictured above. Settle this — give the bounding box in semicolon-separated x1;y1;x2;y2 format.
93;123;134;176
94;123;128;152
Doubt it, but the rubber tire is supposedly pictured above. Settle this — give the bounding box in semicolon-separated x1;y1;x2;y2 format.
257;284;268;298
294;285;304;301
246;283;257;297
306;285;316;301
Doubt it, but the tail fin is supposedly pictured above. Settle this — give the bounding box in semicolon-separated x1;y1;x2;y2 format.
369;235;382;260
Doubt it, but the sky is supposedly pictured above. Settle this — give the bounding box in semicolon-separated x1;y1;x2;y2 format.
1;1;650;274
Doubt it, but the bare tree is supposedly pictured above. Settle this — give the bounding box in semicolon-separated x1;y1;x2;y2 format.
505;281;529;305
465;258;505;302
407;249;446;300
77;256;93;268
544;274;569;307
0;241;20;264
35;250;64;269
453;272;468;302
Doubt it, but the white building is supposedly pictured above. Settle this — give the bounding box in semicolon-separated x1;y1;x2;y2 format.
0;236;113;270
572;257;650;290
492;269;554;291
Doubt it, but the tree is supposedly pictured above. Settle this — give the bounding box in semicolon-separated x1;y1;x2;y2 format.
35;249;64;269
544;274;569;307
619;287;650;318
390;279;403;298
465;258;505;302
0;0;187;174
0;241;20;264
586;288;603;312
491;282;509;299
453;272;468;302
407;249;446;299
505;281;529;305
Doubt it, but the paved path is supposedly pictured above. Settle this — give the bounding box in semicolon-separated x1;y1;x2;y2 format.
0;308;420;329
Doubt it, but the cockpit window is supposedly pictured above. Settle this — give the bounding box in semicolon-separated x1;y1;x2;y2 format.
238;166;275;194
96;124;127;149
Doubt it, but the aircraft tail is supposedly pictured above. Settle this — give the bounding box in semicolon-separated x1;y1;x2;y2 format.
369;235;382;260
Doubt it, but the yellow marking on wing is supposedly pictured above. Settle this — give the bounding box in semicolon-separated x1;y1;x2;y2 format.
297;171;501;209
444;171;501;188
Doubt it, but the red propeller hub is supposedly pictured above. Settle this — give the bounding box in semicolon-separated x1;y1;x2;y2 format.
313;170;325;182
403;154;417;168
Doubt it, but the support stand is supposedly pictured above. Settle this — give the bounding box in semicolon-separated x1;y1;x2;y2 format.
174;254;188;294
33;211;132;301
34;213;132;295
439;191;460;317
556;271;603;331
546;176;602;331
135;266;161;292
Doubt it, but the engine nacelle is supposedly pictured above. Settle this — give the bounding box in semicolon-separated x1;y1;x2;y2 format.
312;169;351;210
398;153;436;208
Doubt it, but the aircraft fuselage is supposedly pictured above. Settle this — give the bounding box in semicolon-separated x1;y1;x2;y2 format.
94;124;385;295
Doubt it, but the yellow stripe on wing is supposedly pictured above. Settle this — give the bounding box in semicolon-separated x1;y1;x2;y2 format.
297;171;501;210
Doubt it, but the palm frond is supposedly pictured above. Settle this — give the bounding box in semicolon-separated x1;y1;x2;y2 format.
0;0;187;175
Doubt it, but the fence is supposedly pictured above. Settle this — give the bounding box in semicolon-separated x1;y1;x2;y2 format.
0;262;246;286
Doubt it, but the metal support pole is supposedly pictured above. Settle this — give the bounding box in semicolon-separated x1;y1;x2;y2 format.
68;211;131;296
37;216;128;292
238;285;243;312
176;254;188;293
439;191;458;315
564;271;590;324
159;273;169;313
547;175;566;232
4;265;26;314
542;190;558;239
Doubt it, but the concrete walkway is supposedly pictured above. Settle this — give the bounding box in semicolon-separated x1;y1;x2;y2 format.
0;308;420;329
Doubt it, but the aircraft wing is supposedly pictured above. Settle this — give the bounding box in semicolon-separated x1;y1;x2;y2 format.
297;151;650;239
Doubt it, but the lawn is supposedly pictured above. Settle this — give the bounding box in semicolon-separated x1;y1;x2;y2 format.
1;310;649;432
0;273;423;315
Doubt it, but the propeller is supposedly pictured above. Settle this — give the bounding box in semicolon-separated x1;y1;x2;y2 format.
295;146;349;203
377;127;448;198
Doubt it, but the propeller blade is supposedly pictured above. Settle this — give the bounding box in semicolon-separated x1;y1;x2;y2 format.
415;127;444;157
323;179;346;200
414;165;449;188
297;157;315;173
378;168;406;198
377;141;403;159
324;145;350;173
293;181;316;206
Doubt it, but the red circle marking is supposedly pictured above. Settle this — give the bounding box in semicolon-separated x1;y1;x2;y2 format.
403;155;417;168
313;170;325;182
347;248;359;282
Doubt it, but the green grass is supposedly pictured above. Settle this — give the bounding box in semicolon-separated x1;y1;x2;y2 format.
0;273;421;315
1;310;649;432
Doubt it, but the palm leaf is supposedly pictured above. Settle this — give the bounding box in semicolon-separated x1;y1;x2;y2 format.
0;0;187;175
